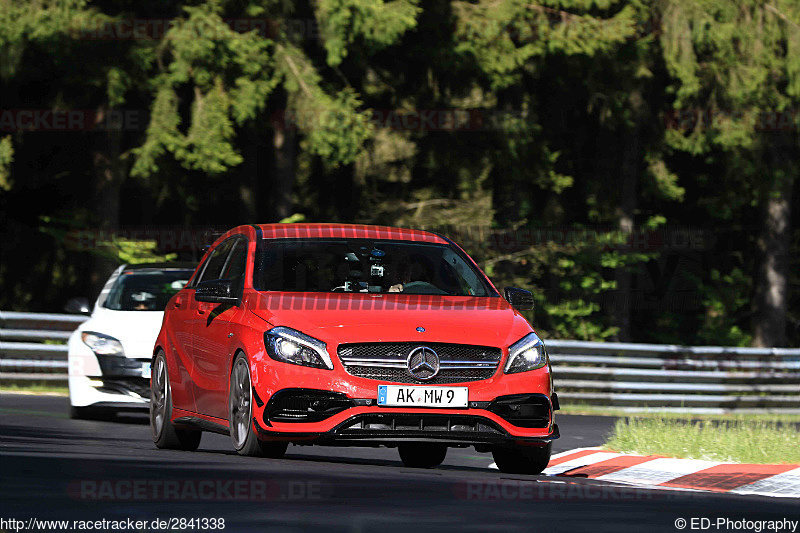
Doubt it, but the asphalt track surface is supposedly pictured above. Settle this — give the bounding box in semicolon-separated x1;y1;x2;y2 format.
1;394;798;533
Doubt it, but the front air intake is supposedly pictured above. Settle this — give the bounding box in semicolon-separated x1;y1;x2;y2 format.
264;389;354;423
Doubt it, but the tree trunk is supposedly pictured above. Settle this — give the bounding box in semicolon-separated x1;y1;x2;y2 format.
237;124;260;223
613;98;644;343
269;124;296;222
491;88;525;226
329;163;358;220
752;168;793;347
90;105;125;294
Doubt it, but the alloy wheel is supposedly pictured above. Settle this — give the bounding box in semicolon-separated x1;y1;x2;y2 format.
230;358;252;449
150;355;167;440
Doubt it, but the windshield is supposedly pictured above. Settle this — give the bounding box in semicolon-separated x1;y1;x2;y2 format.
253;239;493;296
103;269;194;311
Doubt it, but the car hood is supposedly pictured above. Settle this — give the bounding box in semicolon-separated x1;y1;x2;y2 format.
78;307;165;359
249;292;533;348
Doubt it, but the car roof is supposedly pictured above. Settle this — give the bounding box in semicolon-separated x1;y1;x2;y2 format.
251;223;448;244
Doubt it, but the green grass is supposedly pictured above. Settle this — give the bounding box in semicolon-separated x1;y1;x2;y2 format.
560;403;800;422
604;416;800;464
0;382;69;395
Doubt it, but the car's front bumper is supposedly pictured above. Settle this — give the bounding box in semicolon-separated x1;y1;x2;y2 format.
254;409;559;447
251;384;558;447
250;355;557;442
68;375;150;409
68;330;152;409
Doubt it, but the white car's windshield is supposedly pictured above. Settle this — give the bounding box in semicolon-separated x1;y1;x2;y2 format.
253;239;493;296
104;269;193;311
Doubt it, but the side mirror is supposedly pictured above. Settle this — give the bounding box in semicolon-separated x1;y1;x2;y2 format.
64;297;92;315
195;279;239;305
504;287;534;311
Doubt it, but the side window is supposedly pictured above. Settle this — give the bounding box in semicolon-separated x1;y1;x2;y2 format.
222;239;248;296
189;255;211;288
196;239;235;285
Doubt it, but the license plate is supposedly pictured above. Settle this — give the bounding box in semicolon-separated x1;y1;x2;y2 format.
141;362;151;379
377;385;468;408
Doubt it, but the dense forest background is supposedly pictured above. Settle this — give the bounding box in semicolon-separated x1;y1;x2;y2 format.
0;0;797;347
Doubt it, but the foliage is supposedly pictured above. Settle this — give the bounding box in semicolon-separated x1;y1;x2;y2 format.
315;0;421;67
131;3;279;176
697;268;753;346
0;0;797;347
94;238;178;265
0;136;12;191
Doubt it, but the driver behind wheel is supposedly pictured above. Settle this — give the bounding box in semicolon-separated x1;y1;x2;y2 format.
388;256;426;293
130;291;157;311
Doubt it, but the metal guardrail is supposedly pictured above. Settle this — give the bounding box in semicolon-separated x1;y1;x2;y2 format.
547;339;800;412
0;311;82;382
1;311;798;412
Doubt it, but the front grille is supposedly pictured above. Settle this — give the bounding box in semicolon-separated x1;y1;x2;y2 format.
487;394;551;428
334;414;505;436
97;355;148;378
338;342;502;384
264;389;354;423
98;377;150;398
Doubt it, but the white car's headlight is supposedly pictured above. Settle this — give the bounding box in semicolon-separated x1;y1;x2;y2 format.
81;331;124;356
264;327;333;370
504;332;547;374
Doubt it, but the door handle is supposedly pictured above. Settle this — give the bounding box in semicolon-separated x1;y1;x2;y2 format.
174;296;182;308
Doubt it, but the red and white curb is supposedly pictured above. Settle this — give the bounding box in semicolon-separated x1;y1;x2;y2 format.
489;447;800;498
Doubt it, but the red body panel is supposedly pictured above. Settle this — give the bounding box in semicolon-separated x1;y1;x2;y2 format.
154;224;556;444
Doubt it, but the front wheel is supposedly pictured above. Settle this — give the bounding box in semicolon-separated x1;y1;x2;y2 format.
150;351;202;451
492;442;552;474
398;443;447;468
229;353;287;458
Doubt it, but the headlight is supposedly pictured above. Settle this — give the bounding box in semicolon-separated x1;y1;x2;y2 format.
81;331;124;356
264;327;333;370
504;332;547;374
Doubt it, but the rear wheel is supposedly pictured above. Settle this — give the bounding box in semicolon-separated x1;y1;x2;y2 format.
229;353;287;458
492;442;552;474
150;351;202;451
398;443;448;468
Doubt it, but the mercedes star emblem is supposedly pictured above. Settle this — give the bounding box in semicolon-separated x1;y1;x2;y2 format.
406;346;440;381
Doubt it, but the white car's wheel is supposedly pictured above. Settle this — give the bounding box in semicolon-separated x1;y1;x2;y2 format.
68;405;106;420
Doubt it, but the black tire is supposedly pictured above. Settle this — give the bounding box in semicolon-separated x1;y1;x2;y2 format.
68;405;108;420
398;443;448;468
229;353;278;457
492;442;552;475
150;351;202;451
259;441;289;459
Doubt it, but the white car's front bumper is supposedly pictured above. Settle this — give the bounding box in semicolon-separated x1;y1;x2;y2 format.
68;375;150;408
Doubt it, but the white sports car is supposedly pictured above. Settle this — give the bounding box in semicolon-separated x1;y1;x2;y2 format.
67;263;195;419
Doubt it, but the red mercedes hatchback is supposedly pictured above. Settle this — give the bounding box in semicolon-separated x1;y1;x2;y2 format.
150;224;559;473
